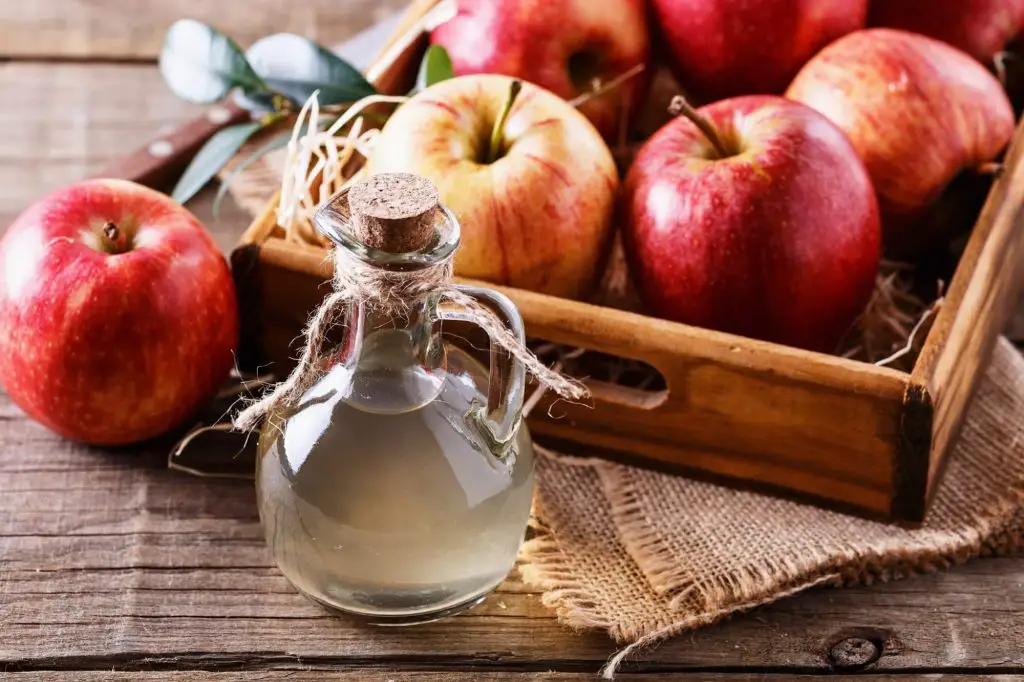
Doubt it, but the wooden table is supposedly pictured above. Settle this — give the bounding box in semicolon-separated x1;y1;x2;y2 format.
4;3;1024;680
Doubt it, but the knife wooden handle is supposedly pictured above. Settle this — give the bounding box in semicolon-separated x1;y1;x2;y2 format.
95;101;250;191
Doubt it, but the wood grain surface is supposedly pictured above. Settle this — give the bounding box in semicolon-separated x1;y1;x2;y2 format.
912;116;1024;500
0;63;199;222
0;0;410;60
1012;292;1024;341
8;671;1024;675
3;401;1024;678
0;62;253;252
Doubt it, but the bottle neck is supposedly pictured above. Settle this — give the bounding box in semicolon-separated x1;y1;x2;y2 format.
336;294;447;413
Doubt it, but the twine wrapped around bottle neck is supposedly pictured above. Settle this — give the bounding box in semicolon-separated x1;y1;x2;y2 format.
233;174;587;433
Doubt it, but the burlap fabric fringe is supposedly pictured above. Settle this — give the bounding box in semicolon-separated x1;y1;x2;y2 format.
233;241;587;431
519;337;1024;678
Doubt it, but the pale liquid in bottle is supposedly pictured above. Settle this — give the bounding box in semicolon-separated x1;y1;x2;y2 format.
257;330;534;622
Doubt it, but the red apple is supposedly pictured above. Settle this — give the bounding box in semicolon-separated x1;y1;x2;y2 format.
787;29;1016;253
430;0;650;139
622;96;880;351
870;0;1024;63
366;75;619;300
0;179;238;445
649;0;867;103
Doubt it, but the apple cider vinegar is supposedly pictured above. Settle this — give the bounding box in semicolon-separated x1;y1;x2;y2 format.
246;173;564;625
257;332;534;622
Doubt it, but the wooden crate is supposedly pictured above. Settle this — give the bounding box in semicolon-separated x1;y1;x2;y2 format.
231;0;1024;523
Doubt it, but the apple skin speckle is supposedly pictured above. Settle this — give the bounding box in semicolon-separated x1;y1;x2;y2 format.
0;178;239;446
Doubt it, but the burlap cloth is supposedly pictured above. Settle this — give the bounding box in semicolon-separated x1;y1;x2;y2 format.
516;337;1024;677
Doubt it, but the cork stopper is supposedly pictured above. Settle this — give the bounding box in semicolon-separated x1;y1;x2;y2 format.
347;173;440;253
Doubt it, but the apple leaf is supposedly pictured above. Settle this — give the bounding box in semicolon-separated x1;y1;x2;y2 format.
159;20;265;104
246;33;376;106
171;121;264;206
415;45;455;92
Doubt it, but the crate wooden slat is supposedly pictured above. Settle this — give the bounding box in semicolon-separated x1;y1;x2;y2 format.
910;136;1024;506
232;0;1024;523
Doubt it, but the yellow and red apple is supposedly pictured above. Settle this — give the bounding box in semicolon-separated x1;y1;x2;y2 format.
787;29;1016;253
0;179;238;445
366;74;619;300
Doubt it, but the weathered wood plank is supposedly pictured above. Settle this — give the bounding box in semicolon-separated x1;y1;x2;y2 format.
0;63;200;194
912;114;1024;504
0;62;253;251
4;562;1024;673
8;671;1024;675
4;390;1024;676
0;0;408;60
1010;292;1024;342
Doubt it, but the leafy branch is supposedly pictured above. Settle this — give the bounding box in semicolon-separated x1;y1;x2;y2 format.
158;20;393;205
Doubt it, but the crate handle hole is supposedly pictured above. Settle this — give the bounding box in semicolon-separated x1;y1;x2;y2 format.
585;379;669;411
534;347;670;411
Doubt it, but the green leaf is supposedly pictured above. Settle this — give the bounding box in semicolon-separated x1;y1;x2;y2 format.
159;19;265;104
246;33;376;105
171;121;264;205
416;44;455;92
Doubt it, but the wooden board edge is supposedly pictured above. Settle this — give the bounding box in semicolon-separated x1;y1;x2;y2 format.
507;283;911;398
536;430;898;520
366;0;441;95
233;189;281;373
230;242;267;373
911;115;1024;378
892;382;934;524
257;231;910;403
372;0;442;63
911;114;1024;497
238;190;281;247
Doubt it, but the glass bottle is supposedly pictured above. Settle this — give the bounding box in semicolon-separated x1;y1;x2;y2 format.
255;183;535;624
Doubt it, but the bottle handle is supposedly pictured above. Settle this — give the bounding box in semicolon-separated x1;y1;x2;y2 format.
439;284;527;458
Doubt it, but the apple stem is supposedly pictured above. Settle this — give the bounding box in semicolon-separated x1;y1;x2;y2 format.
101;221;129;254
487;79;522;164
668;95;730;159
